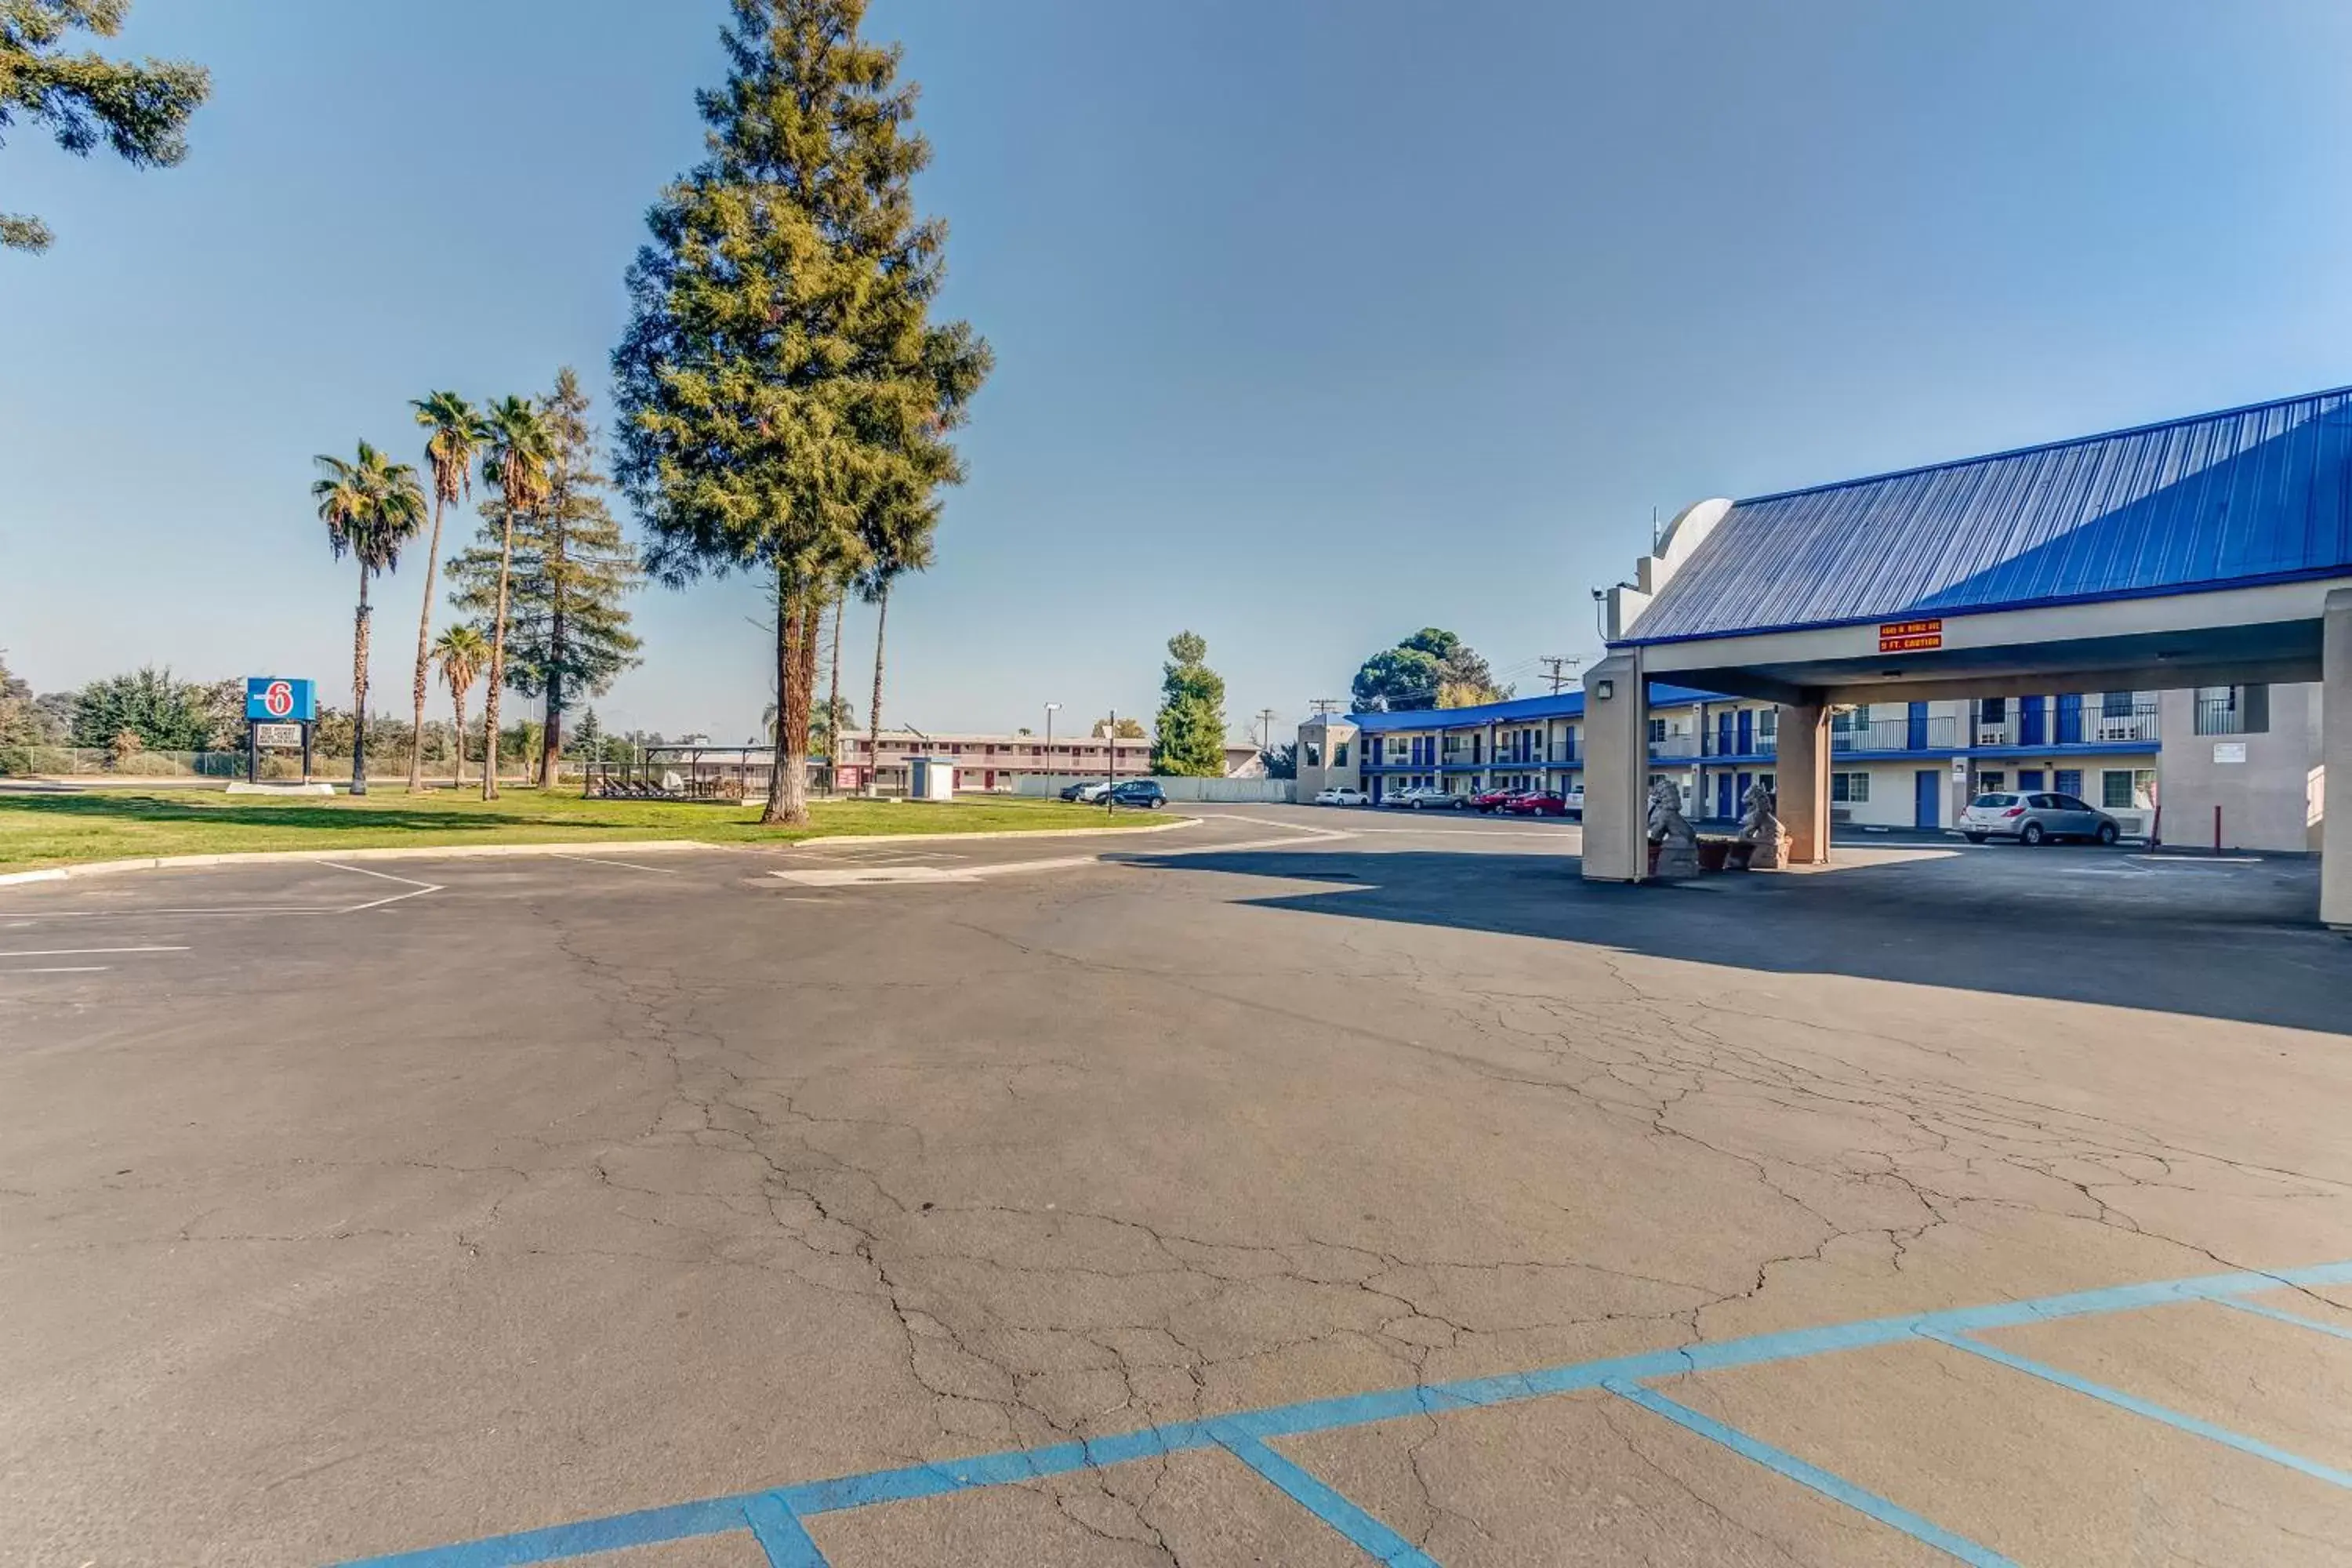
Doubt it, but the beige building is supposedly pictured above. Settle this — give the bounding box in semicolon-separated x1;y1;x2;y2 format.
832;730;1150;794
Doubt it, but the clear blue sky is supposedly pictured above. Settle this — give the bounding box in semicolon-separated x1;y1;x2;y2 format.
8;0;2352;745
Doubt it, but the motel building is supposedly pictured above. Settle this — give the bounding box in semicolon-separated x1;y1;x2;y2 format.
1298;678;2321;851
830;730;1152;794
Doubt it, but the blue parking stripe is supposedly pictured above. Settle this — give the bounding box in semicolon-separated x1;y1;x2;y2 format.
2212;1295;2352;1343
334;1258;2352;1566
742;1494;830;1567
1211;1426;1442;1567
1602;1380;2020;1567
1920;1330;2352;1490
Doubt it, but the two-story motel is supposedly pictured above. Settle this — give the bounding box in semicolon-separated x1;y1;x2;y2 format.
1297;680;2321;850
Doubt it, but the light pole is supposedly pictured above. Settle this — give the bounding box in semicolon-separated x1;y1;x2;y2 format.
1044;702;1060;784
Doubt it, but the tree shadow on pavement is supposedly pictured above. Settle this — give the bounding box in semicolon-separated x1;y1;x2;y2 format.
1116;844;2347;1036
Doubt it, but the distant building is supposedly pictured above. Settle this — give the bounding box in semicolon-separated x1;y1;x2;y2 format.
832;730;1149;794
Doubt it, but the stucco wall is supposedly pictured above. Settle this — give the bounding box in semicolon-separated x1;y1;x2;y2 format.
2155;685;2323;852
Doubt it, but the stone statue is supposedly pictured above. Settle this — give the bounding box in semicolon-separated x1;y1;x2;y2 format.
1646;778;1700;878
1737;780;1788;869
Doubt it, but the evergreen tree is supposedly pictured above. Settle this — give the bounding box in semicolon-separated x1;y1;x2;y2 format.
448;368;643;782
68;666;211;751
1;1;210;252
1152;630;1228;777
612;0;989;826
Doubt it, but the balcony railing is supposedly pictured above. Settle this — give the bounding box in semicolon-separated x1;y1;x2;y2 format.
2193;699;2251;736
1701;731;1777;758
1832;716;1958;753
1650;734;1700;760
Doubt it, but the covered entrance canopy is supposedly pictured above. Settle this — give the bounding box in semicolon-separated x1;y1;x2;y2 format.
1580;383;2352;926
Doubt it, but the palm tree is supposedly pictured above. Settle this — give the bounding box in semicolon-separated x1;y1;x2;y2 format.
407;391;484;791
314;442;426;796
855;521;934;797
474;396;554;800
433;624;488;788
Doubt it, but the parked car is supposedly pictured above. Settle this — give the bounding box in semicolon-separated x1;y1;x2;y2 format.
1386;785;1465;810
1104;779;1167;809
1468;787;1519;814
1959;790;2121;846
1501;789;1571;817
1313;786;1368;806
1059;779;1112;802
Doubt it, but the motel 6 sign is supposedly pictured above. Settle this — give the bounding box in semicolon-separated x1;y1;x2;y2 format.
244;677;318;723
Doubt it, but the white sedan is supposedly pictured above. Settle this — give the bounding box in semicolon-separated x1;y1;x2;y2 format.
1313;786;1368;806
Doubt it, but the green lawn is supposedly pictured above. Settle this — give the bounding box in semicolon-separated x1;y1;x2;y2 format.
0;787;1164;871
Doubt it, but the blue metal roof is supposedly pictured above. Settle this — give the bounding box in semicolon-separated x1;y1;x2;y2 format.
1624;384;2352;644
1346;683;1721;731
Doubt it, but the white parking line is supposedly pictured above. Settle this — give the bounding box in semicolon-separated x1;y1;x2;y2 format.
5;966;108;974
550;852;683;875
317;863;444;911
0;946;189;958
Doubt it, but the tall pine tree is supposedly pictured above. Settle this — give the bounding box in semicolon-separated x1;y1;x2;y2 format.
1152;630;1229;777
449;368;644;782
613;0;988;825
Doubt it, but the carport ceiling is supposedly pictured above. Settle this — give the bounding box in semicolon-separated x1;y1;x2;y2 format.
1674;615;2325;704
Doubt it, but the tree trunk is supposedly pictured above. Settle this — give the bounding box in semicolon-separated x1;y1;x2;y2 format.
351;566;372;796
824;586;844;794
540;512;567;787
482;510;517;800
408;492;445;793
451;688;467;788
864;582;890;797
762;564;814;826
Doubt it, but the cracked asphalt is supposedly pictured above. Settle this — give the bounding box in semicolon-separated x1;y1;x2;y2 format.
2;805;2349;1566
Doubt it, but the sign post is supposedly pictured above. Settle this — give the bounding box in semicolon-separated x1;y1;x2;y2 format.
244;677;318;786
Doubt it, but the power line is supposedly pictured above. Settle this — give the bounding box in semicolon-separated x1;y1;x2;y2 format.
1308;698;1343;716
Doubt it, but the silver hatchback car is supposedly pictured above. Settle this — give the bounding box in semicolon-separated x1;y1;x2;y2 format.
1959;790;2122;846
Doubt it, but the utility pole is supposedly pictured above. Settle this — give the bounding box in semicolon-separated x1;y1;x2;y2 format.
1044;702;1060;782
1539;655;1581;695
1105;708;1116;814
1255;707;1277;752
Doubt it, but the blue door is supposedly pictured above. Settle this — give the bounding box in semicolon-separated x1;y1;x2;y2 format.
1737;710;1754;754
1715;772;1734;820
2056;693;2083;745
1715;711;1734;757
1915;769;1940;829
1907;701;1929;750
1736;771;1753;813
2020;695;2047;746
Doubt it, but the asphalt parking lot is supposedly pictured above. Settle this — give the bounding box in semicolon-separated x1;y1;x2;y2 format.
3;805;2348;1566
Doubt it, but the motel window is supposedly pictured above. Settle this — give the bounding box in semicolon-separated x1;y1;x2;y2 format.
2103;769;2156;810
1304;741;1323;768
1755;709;1777;739
2100;691;2134;719
1334;742;1349;767
2055;769;2082;799
1979;697;2006;724
1647;718;1667;744
1977;771;2005;793
1831;771;1870;804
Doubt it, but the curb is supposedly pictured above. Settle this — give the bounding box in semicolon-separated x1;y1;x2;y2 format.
0;816;1199;886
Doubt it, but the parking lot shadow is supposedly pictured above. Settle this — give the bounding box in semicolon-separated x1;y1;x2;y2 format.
1120;844;2348;1036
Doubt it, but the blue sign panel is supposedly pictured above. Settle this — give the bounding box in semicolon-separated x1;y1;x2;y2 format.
245;677;318;722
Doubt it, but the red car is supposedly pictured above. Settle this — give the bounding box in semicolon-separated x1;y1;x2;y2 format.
1468;787;1519;814
1501;789;1570;817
